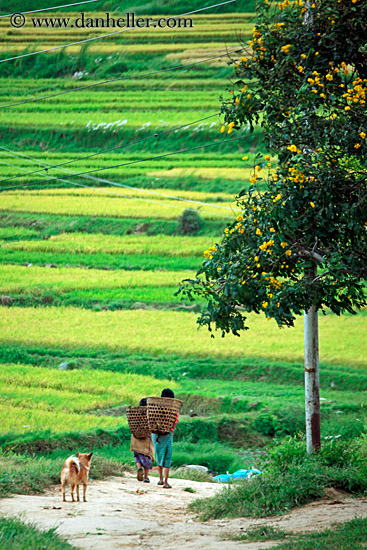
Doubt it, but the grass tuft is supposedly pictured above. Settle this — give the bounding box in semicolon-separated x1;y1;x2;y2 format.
0;517;76;550
225;525;288;542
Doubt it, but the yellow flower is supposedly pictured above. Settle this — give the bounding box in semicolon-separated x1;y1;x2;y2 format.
236;215;244;222
345;106;351;111
255;165;262;172
326;74;333;81
270;228;276;233
220;126;225;133
287;144;298;152
285;250;292;256
242;155;249;160
262;301;268;308
268;293;273;298
355;143;361;149
228;121;235;134
297;66;304;73
235;97;240;104
281;44;292;53
281;242;287;248
256;228;262;236
360;132;366;139
265;155;271;161
301;53;307;59
310;202;315;207
315;51;319;56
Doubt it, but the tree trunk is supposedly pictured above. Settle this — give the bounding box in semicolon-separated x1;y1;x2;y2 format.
304;291;321;453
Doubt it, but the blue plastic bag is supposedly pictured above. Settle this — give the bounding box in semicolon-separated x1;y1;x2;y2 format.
214;468;262;483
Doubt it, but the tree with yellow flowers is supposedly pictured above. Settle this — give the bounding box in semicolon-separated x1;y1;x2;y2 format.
179;0;367;453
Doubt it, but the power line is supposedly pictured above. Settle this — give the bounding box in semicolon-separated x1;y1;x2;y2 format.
0;135;245;192
0;152;234;218
0;113;220;184
0;145;240;212
0;48;245;109
0;0;236;64
0;145;244;213
0;0;98;18
1;147;238;212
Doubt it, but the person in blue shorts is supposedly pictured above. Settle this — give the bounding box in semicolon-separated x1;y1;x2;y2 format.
152;388;179;489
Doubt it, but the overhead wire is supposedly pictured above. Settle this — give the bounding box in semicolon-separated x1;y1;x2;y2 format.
0;146;243;213
0;114;259;186
0;146;243;214
0;135;246;195
0;150;236;218
0;47;245;109
0;0;237;64
0;0;99;18
0;113;220;184
0;0;261;225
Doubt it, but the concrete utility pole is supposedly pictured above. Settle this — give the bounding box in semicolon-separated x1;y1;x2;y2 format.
302;1;320;455
304;273;321;453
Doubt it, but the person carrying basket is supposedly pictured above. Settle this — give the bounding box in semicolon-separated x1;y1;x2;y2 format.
130;397;155;483
152;388;179;489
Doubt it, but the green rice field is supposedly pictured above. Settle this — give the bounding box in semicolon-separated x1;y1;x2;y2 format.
0;1;366;520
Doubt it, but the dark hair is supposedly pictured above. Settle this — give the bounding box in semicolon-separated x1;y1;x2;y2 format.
161;388;175;399
139;398;147;407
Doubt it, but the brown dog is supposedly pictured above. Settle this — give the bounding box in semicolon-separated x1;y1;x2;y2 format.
61;452;93;502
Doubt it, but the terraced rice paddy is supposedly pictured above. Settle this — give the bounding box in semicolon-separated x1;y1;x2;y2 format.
0;189;237;219
0;0;365;469
0;307;366;367
0;363;173;434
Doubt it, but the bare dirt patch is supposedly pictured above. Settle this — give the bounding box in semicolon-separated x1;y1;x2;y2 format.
1;475;367;549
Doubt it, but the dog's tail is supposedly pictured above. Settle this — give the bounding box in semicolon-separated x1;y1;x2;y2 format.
63;455;81;475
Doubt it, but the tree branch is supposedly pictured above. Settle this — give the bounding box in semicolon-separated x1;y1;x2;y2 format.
297;247;325;263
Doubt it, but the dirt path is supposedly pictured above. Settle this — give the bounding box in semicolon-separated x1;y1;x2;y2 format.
1;476;367;549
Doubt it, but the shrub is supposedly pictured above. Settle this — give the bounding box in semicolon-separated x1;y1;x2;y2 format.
177;209;203;235
253;412;282;437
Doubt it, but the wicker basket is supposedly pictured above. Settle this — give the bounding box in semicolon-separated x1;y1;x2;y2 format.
147;397;182;434
126;406;151;439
